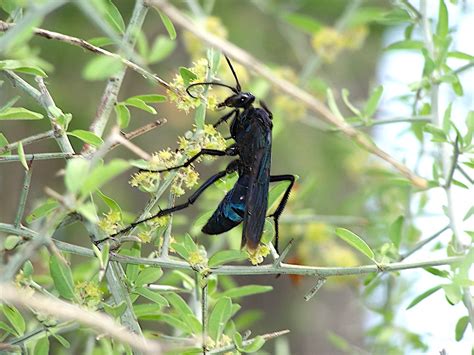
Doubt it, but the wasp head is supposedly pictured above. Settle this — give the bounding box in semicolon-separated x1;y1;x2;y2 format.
218;92;255;109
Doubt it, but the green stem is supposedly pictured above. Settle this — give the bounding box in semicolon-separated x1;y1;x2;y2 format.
0;130;55;154
0;153;74;162
14;164;33;227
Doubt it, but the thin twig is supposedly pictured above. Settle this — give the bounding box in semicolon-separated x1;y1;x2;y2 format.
0;223;464;277
14;159;34;227
0;284;161;354
0;20;174;94
399;225;450;261
456;164;473;184
109;119;167;151
0;152;74;162
0;130;55;154
208;329;290;354
148;0;428;189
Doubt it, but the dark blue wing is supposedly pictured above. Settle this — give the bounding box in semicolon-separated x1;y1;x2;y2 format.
242;146;271;249
201;177;248;235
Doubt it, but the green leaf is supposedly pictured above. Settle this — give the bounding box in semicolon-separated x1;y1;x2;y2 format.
83;56;123;81
103;301;127;318
134;287;169;307
33;336;50;355
65;158;90;194
389;216;404;248
0;59;47;77
283;13;322;33
0;107;43;120
179;67;198;86
341;89;361;116
386;40;424;50
455;316;469;341
96;190;121;214
424;124;447;142
4;235;20;250
447;51;474;61
436;0;449;39
0;133;9;154
335;228;375;261
135;267;163;286
2;305;25;336
131;94;167;103
49;254;76;300
114;103;130;129
149;36;176;63
26;199;60;223
443;284;462;304
364;85;383;118
267;181;290;211
208;297;233;342
442;102;452;133
220;285;273;299
406;285;442;309
424;267;449;278
68;130;104;148
50;333;70;348
87;36;115;47
326;88;344;120
124;97;157;114
184;233;198;253
240;336;265;353
167;293;195;318
158;10;177;40
208;249;247;267
103;0;125;33
80;159;129;196
17;141;28;170
0;320;18;336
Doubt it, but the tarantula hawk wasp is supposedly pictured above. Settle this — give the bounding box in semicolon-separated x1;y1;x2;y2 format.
111;55;295;252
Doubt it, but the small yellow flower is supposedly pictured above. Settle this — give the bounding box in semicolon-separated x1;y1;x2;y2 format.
247;244;271;265
311;27;346;63
98;210;123;235
188;248;208;268
183;17;228;58
129;171;160;193
75;281;102;309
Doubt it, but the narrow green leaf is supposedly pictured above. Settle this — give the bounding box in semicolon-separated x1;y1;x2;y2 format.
80;159;129;196
4;235;20;250
442;103;452;133
267;181;290;211
455;316;469;341
424;124;447;142
364;85;383;118
240;336;265;353
149;36;176;63
103;301;127;318
49;254;75;300
0;320;17;336
135;267;163;286
386;40;424;50
406;285;442;309
283;13;322;33
104;0;125;33
0;60;47;77
65;158;90;194
2;305;25;336
114;103;130;128
17;141;28;170
424;267;449;278
326;88;344;120
132;94;167;103
124;97;157;114
341;89;362;116
208;297;233;342
0;133;9;154
167;293;195;318
68;130;104;147
447;51;474;61
96;190;122;214
436;0;449;39
179;67;198;86
220;285;273;299
87;37;115;47
443;284;462;305
50;333;70;348
184;233;198;253
335;228;375;260
83;56;123;81
134;287;169;307
0;107;43;120
158;10;177;40
208;249;247;267
389;216;404;248
33;336;50;355
26;200;60;223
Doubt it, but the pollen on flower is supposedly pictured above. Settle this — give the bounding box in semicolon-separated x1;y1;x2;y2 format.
247;244;271;265
129;171;159;193
75;281;102;309
98;210;122;235
311;27;346;63
188;248;208;267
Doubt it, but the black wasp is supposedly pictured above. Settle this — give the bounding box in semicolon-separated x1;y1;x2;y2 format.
115;56;295;252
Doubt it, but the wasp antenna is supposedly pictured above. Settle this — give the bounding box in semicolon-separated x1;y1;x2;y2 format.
186;82;238;98
224;55;241;92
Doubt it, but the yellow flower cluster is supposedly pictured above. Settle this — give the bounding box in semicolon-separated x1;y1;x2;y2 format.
247;243;271;265
98;210;123;235
168;58;217;113
311;25;368;63
188;248;208;268
75;281;102;309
